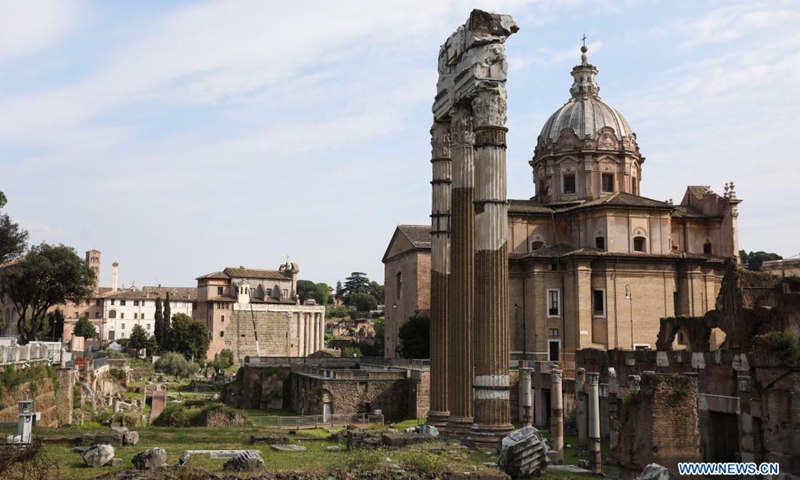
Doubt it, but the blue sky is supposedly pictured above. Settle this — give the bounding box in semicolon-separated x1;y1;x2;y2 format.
1;0;798;289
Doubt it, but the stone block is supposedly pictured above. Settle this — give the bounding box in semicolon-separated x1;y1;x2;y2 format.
634;463;676;480
250;434;290;445
132;447;167;470
110;458;123;467
497;426;549;479
81;444;115;468
271;444;306;451
223;450;265;472
123;431;139;445
381;433;437;448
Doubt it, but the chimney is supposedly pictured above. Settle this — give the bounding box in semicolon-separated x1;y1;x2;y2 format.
112;262;119;292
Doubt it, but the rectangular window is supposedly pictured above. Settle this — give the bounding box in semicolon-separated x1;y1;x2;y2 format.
141;313;145;319
133;300;139;306
121;323;125;329
563;174;576;194
547;289;560;317
217;286;224;295
595;236;605;250
146;323;151;330
134;313;138;319
96;300;102;306
267;288;272;296
221;315;225;323
220;331;224;338
548;339;560;363
283;289;288;298
141;301;146;307
593;289;605;316
633;237;645;252
95;312;101;318
602;173;614;192
120;300;126;306
549;328;559;338
111;299;115;306
120;313;125;319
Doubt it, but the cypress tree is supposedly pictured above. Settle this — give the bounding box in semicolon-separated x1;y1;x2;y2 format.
163;291;172;350
154;297;164;352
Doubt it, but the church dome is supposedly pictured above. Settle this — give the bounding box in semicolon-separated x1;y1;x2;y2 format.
537;45;636;149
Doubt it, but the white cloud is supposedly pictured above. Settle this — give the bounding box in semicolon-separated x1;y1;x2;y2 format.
0;0;88;62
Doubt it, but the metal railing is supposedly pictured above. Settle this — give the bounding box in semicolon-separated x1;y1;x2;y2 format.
360;357;430;369
249;413;384;429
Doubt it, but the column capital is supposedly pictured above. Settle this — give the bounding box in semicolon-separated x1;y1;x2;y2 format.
627;374;641;391
551;368;563;384
471;88;507;130
431;121;452;160
449;108;475;147
587;372;600;386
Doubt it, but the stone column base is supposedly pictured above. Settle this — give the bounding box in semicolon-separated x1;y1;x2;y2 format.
466;423;514;450
445;417;474;439
427;410;451;429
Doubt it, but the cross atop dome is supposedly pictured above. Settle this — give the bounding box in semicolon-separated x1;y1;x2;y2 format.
570;41;600;99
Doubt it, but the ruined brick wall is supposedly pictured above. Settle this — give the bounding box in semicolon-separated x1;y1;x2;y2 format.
616;373;701;474
0;365;74;427
223;365;292;409
408;369;430;419
292;374;409;420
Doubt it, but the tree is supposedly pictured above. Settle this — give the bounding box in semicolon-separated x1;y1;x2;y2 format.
170;313;209;361
367;281;384;303
0;191;29;265
740;250;783;271
73;316;97;339
314;282;331;306
3;243;95;343
373;316;385;356
350;292;378;314
335;280;344;299
343;272;370;300
296;280;317;303
210;348;235;370
154;351;199;378
46;309;65;341
144;335;158;357
163;292;172;349
154;296;165;352
396;312;430;359
129;324;148;351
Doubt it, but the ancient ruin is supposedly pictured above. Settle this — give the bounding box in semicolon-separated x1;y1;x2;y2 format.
429;8;518;446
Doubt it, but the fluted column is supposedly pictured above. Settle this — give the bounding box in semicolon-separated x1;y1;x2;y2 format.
427;120;451;428
297;313;305;356
318;313;325;351
469;87;513;446
576;368;587;448
588;372;602;475
446;108;475;436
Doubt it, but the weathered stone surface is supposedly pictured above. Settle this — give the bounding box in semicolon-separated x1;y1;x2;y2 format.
270;444;307;452
123;431;139;445
110;457;123;467
250;434;290;445
132;447;167;470
419;424;439;437
82;444;115;467
635;463;676;480
110;426;128;435
223;450;265;472
497;427;549;479
381;433;438;448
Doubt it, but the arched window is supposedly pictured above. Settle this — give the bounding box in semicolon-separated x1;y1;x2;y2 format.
109;310;117;319
396;272;402;300
595;236;606;250
703;241;712;255
633;236;646;252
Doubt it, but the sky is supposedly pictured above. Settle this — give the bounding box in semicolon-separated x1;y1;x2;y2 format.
1;0;799;289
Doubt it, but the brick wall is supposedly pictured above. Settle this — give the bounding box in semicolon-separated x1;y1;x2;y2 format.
291;373;409;420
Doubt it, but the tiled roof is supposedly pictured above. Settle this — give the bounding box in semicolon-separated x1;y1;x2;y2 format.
564;192;671;211
101;286;197;301
687;185;711;200
196;271;228;280
672;205;710;219
508;199;554;214
398;225;431;248
223;267;287;280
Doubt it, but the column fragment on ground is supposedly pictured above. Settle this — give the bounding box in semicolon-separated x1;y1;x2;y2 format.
427;120;452;428
468;86;514;447
446;107;475;436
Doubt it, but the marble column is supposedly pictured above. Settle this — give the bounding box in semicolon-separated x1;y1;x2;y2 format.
551;368;564;464
608;368;619;450
519;362;533;427
588;372;602;475
427;120;452;428
446;108;475;436
468;88;513;446
298;313;305;357
318;313;325;351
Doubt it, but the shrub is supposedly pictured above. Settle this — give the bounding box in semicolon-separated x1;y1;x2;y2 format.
153;404;189;427
210;348;235;370
754;330;800;364
326;305;350;318
154;352;200;378
108;368;125;381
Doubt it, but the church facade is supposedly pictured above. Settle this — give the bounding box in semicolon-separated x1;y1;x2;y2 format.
384;46;741;369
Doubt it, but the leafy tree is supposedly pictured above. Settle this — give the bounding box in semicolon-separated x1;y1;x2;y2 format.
129;324;148;351
170;313;209;361
373;316;385;356
325;305;349;318
73;316;97;339
210;348;235;370
154;296;165;352
343;272;370;301
0;191;29;264
297;280;317;303
396;311;430;359
314;282;331;306
163;292;172;349
46;309;65;341
367;281;385;303
3;244;95;343
739;250;783;271
154;351;199;378
144;335;158;357
350;292;378;313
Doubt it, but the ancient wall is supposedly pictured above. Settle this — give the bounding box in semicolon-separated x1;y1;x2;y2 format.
616;373;701;473
384;249;430;358
222;364;292;410
0;365;74;427
408;369;430;419
291;373;409;420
